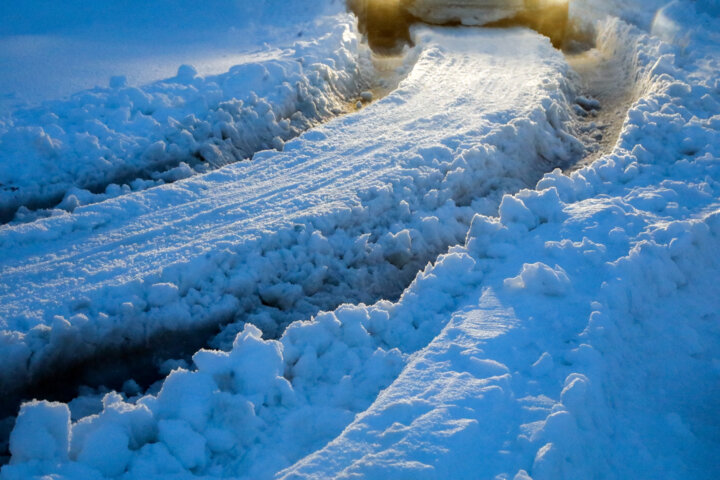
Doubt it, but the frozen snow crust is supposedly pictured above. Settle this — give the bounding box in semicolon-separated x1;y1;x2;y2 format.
0;15;363;222
0;26;581;408
4;2;720;480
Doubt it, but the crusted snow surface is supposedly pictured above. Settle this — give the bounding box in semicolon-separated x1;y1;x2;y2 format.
0;26;580;407
0;0;341;105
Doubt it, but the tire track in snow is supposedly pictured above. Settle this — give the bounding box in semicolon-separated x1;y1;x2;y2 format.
282;15;720;478
565;19;642;171
0;26;583;462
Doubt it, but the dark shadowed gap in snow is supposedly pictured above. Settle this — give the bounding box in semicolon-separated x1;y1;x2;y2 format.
0;322;225;462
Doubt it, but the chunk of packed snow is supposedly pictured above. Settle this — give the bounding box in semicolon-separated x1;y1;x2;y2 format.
9;401;70;463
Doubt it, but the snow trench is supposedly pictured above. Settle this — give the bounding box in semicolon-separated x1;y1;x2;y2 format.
0;26;587;472
0;18;369;224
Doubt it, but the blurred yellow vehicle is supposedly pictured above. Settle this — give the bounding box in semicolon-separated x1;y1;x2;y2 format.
350;0;570;51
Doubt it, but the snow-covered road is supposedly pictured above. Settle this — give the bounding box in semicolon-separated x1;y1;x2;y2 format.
2;1;719;479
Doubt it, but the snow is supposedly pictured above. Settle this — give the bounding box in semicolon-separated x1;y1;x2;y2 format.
0;24;580;401
2;0;720;479
0;12;365;222
0;0;341;105
279;7;720;479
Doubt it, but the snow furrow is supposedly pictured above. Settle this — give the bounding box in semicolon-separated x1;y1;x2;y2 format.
565;19;642;170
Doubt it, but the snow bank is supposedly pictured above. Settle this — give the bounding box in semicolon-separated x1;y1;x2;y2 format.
0;26;584;479
0;0;343;107
0;14;363;222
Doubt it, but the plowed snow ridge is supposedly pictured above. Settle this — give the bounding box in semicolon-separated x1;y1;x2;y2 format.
0;18;364;223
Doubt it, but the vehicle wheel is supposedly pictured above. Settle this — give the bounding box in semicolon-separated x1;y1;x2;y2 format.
349;0;412;53
533;2;570;48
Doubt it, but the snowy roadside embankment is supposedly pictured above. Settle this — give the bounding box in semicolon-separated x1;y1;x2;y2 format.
0;15;364;222
0;26;585;476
